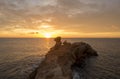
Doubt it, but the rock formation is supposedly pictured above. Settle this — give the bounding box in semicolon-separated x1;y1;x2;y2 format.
29;37;98;79
52;37;62;50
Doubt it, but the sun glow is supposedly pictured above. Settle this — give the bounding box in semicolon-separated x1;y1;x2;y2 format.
41;24;51;28
44;33;52;38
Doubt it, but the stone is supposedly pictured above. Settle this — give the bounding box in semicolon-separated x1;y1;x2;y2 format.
29;39;98;79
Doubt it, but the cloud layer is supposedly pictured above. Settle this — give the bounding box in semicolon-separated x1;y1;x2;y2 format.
0;0;120;37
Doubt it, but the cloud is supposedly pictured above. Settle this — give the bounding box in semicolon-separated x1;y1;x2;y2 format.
28;32;39;34
111;25;119;30
0;0;120;37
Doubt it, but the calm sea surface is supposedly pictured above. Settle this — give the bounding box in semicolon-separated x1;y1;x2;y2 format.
0;38;120;79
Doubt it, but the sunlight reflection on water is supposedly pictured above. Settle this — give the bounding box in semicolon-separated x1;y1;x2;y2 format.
0;38;120;79
0;38;54;79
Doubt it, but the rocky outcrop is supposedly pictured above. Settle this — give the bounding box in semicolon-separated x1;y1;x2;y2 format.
29;39;98;79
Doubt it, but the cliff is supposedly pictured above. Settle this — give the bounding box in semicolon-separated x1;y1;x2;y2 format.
29;41;98;79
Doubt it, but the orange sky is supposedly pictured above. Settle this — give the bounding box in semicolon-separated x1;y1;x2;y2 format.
0;0;120;38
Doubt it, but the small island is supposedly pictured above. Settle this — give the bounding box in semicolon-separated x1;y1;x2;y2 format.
29;37;98;79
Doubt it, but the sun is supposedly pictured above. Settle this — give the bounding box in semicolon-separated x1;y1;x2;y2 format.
44;33;52;38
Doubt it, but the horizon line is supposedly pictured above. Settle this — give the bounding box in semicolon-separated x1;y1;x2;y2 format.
0;37;120;39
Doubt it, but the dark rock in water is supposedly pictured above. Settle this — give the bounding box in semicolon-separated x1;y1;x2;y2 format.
53;37;62;50
63;40;71;46
29;38;98;79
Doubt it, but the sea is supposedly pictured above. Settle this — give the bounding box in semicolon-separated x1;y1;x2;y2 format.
0;38;120;79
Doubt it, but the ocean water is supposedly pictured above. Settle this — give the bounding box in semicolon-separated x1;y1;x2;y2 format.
0;38;120;79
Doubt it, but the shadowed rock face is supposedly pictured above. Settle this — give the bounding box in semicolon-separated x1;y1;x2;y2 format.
29;42;98;79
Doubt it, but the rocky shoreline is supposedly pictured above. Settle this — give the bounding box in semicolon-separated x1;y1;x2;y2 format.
29;37;98;79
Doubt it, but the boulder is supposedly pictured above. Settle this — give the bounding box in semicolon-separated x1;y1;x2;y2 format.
29;41;98;79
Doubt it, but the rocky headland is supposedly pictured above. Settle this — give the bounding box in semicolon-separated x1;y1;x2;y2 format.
29;37;98;79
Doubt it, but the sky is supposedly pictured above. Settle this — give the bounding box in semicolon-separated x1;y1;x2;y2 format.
0;0;120;38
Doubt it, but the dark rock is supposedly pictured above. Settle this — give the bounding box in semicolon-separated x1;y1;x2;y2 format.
29;39;98;79
54;37;62;49
63;40;71;46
